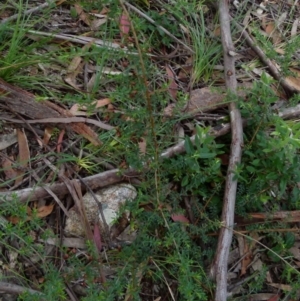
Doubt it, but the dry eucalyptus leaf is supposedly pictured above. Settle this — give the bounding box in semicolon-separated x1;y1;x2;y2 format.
285;68;300;92
2;156;18;180
264;22;282;45
291;18;299;37
74;4;92;27
184;87;226;114
15;128;30;186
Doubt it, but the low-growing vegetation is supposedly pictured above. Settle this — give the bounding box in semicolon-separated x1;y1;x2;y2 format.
1;0;300;300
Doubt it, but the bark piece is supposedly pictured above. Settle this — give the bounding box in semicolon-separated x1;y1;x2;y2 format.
0;79;60;119
0;78;102;145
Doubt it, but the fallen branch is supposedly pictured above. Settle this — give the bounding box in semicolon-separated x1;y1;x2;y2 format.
236;210;300;224
124;1;194;54
234;21;298;96
0;281;43;297
1;0;56;25
0;169;134;203
278;103;300;119
0;115;114;131
209;2;243;301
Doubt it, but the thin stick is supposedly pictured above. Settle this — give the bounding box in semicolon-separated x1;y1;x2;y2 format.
1;1;56;25
0;116;114;131
0;281;43;297
31;171;70;217
210;2;243;301
234;21;298;96
124;1;194;54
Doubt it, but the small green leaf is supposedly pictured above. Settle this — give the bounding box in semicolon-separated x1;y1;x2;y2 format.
199;153;216;159
181;175;189;187
285;232;295;249
279;178;287;193
184;137;194;154
246;166;256;173
252;159;260;166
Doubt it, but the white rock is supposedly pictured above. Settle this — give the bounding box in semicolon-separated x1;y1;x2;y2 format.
64;184;137;237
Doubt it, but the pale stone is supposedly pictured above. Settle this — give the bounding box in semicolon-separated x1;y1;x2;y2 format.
64;184;137;237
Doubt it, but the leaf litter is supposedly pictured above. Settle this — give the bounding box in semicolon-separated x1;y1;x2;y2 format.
0;0;300;300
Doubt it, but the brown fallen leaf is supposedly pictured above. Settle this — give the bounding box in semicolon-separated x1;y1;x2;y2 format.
57;129;65;153
163;103;176;117
64;42;93;90
184;87;227;114
44;100;102;146
264;22;282;45
7;204;55;224
15;128;30;186
240;238;252;276
43;127;54;146
285;68;300;92
36;203;55;218
74;4;92;27
64;56;83;90
1;156;18;180
69;98;111;116
291;18;299;37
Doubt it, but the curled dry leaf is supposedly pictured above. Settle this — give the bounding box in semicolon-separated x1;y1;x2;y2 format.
7;203;54;224
43;127;53;146
36;203;55;218
70;98;111;116
69;104;87;116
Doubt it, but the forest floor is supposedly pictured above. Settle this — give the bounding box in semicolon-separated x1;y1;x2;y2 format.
1;1;300;300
